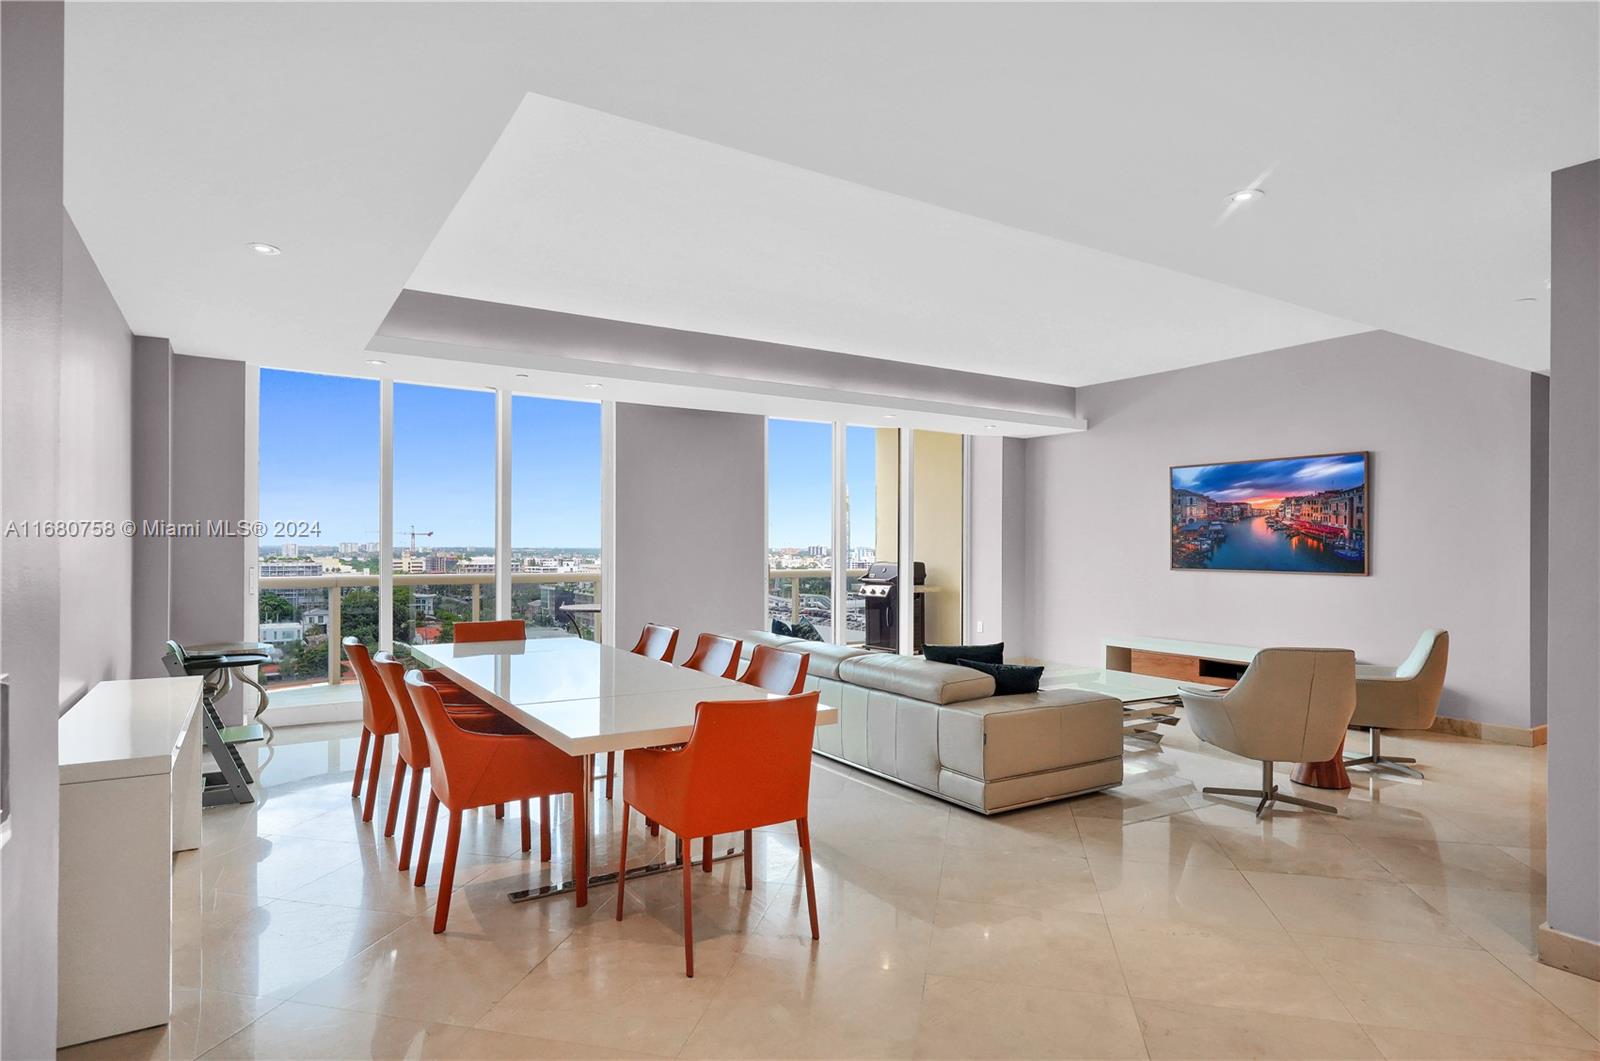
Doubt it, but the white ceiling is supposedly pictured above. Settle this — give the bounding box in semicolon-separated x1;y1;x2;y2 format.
407;94;1366;387
64;2;1597;398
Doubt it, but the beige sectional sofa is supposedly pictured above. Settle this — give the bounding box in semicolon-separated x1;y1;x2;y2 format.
740;631;1123;814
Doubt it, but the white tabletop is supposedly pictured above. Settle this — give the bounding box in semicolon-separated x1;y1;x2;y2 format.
59;677;204;784
1102;635;1261;665
1041;665;1219;704
410;638;837;756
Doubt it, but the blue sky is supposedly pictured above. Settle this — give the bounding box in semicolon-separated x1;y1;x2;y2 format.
260;369;601;549
1171;452;1366;504
260;371;878;551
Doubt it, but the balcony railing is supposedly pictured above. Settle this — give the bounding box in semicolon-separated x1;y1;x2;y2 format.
260;570;600;686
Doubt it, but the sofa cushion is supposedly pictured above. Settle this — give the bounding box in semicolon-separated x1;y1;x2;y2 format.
739;632;869;680
957;658;1044;696
924;642;1004;666
837;653;995;704
937;689;1122;780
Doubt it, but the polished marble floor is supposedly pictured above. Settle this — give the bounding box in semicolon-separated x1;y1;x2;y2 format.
61;719;1598;1060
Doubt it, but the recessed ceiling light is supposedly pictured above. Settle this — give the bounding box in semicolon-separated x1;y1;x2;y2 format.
1227;188;1265;204
884;413;898;420
364;358;386;365
584;382;603;389
984;424;999;429
514;372;529;379
247;242;282;256
1514;296;1539;303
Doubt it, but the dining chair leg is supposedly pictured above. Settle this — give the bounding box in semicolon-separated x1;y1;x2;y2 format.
383;759;407;837
573;785;589;908
797;817;819;941
647;817;659;837
539;796;551;862
743;829;753;891
414;792;440;888
397;766;424;872
362;734;386;822
495;803;505;819
351;728;371;799
520;798;532;853
702;836;713;873
605;752;615;800
682;849;696;978
615;804;632;920
432;809;463;934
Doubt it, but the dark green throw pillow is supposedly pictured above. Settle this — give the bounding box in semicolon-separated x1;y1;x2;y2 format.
924;642;1004;666
790;619;824;642
771;619;793;637
957;658;1043;696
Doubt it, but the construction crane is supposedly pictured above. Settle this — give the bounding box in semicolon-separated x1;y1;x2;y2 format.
404;524;433;552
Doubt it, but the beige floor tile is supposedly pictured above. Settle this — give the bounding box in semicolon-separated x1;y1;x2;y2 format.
1093;860;1285;935
1134;998;1383;1060
1409;883;1544;955
745;879;935;973
1360;1023;1600;1060
681;952;924;1057
176;899;411;999
1111;918;1354;1023
199;835;365;903
1500;846;1547;872
59;989;280;1061
290;915;567;1026
1496;952;1600;1040
926;899;1126;995
1243;870;1479;948
475;934;733;1056
1211;828;1396;881
279;843;513;914
1070;787;1205;824
1076;815;1235;871
941;801;1082;856
937;843;1101;912
913;975;1146;1059
1297;935;1598;1050
200;1000;643;1059
1353;836;1548;893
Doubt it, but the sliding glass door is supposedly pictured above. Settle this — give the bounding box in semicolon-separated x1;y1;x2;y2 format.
766;419;834;641
510;395;602;639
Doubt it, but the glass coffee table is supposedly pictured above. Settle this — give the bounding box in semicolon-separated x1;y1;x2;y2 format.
1039;665;1221;744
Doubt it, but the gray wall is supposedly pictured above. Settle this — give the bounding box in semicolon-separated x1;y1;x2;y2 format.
170;355;255;721
1021;330;1540;729
131;337;174;678
59;216;133;702
613;403;765;662
1545;158;1599;951
0;3;65;1053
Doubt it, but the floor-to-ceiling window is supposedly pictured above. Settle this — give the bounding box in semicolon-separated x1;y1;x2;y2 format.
392;382;497;647
511;395;602;639
257;369;379;687
767;419;834;641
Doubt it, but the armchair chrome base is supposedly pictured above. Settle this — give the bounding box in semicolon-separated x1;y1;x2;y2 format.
1344;727;1424;778
1204;761;1338;818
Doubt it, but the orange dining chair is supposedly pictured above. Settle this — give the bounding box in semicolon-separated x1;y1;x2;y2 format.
615;692;822;976
345;637;507;823
449;619;538;818
738;643;810;696
404;671;590;931
344;638;402;822
373;653;548;872
600;622;682;800
681;633;742;680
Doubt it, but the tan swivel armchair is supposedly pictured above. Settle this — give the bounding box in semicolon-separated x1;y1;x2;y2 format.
1179;648;1356;818
1344;629;1448;778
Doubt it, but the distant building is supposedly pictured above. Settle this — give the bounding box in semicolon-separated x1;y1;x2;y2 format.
281;542;300;558
260;559;322;578
458;555;496;574
258;621;304;647
302;607;330;629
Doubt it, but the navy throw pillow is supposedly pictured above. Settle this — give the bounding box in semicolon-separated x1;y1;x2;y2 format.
957;658;1043;696
924;642;1004;666
771;618;793;637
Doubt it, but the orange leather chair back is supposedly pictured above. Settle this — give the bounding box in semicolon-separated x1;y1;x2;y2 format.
631;623;680;662
403;670;476;808
453;619;526;643
638;692;820;835
682;633;742;680
738;644;809;695
343;637;397;734
373;652;428;769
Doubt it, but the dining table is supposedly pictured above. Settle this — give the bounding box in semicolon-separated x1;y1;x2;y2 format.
408;636;838;904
